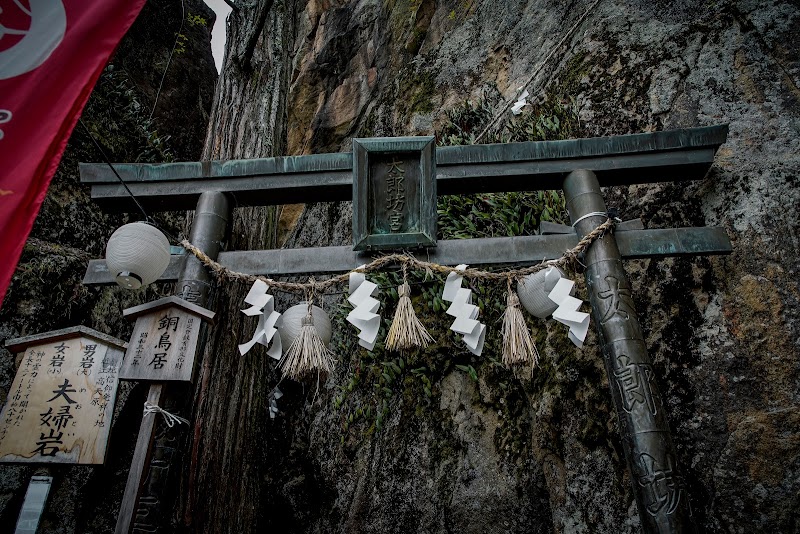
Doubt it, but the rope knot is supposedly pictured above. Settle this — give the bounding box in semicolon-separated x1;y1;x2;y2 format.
143;401;189;428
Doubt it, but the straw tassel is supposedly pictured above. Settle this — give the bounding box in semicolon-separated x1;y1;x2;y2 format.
501;281;539;369
386;267;433;351
279;301;335;380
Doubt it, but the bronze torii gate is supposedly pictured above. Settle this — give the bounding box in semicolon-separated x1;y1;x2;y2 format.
81;125;731;533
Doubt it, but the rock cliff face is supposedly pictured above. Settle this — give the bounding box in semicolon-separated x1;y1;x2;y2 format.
200;0;798;533
1;0;799;533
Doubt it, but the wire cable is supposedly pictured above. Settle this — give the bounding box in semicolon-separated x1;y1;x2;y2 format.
78;119;182;245
149;0;186;121
79;119;150;222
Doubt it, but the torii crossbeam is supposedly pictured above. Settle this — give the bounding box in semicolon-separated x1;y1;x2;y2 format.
81;125;730;533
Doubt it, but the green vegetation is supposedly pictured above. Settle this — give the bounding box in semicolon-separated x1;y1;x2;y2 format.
328;88;592;460
187;13;209;27
175;33;189;55
436;93;577;239
82;67;174;163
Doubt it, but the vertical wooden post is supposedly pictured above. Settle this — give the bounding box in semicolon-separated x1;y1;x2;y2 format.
115;385;163;534
563;170;695;533
115;192;230;534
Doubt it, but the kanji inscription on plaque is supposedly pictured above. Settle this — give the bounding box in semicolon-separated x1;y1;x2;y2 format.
118;296;215;382
352;136;436;251
0;327;126;464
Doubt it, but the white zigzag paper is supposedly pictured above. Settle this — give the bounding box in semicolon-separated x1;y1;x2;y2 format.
548;277;590;348
238;279;283;359
268;387;283;419
511;89;529;115
442;265;486;356
347;266;381;351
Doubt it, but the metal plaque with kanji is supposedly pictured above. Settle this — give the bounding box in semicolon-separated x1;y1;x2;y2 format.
352;136;436;251
119;296;215;382
0;327;126;464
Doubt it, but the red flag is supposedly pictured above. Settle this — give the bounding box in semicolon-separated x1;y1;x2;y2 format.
0;0;146;307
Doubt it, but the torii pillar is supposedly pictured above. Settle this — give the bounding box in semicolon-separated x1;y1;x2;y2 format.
565;170;693;532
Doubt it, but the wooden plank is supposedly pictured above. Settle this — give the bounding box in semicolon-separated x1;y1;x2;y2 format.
6;326;127;354
115;384;163;534
0;337;123;464
81;126;728;212
115;192;229;534
82;227;732;285
119;307;201;383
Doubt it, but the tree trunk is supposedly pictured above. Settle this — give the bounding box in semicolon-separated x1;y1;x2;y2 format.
180;1;297;532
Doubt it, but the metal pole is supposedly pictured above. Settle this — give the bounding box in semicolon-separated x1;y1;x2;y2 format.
116;192;230;534
563;170;695;533
177;192;230;306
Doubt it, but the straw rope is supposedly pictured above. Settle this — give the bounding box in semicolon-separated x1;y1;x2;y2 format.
386;264;434;350
179;218;615;294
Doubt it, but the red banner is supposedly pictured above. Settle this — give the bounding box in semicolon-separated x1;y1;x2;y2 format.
0;0;146;307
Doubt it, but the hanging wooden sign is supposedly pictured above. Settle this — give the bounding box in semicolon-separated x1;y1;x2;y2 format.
352;136;437;251
0;326;126;464
118;296;215;382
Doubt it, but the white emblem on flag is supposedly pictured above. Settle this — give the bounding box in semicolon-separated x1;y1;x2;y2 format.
0;109;10;140
0;0;66;80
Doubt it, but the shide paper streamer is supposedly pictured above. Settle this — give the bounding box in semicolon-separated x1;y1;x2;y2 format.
268;387;283;419
511;89;529;115
442;264;486;356
238;279;283;359
547;277;590;348
181;218;617;375
347;266;381;351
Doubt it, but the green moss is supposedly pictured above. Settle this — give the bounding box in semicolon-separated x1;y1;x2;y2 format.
359;110;378;138
400;69;436;116
556;51;590;99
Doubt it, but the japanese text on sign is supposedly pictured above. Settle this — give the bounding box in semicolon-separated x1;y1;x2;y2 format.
385;160;406;232
0;336;122;464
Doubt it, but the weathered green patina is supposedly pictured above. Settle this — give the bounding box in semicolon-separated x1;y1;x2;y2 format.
80;125;728;212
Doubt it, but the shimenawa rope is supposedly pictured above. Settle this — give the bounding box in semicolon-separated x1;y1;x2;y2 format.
179;218;615;294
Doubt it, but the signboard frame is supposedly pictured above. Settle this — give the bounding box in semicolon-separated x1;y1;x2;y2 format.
1;326;126;465
352;136;437;251
118;296;215;383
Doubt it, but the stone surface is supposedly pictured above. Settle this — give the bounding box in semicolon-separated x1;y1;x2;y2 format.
2;0;799;532
274;0;800;533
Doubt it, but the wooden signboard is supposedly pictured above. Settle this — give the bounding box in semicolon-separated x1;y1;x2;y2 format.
0;326;126;464
119;296;215;382
352;136;437;251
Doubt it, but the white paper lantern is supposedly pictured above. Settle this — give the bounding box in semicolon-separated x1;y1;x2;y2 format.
517;266;568;318
279;303;332;348
105;222;171;289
